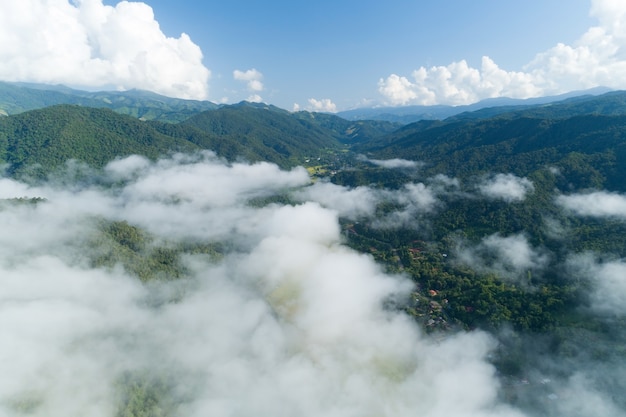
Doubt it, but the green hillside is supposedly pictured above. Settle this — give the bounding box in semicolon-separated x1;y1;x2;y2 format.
0;82;218;122
0;105;199;176
181;103;340;162
292;110;402;144
358;112;626;192
0;103;376;176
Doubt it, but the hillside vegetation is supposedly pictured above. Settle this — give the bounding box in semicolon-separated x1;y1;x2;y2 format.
357;95;626;192
0;81;218;122
0;101;398;177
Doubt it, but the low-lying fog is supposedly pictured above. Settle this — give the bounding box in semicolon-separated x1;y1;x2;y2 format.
1;152;624;416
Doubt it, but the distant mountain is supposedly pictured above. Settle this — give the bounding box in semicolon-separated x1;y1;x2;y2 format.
291;110;401;144
448;89;626;121
0;81;219;122
337;87;613;124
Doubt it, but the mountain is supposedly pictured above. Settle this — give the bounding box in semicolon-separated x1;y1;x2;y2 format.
0;102;398;177
337;87;613;124
354;91;626;192
291;110;402;144
359;114;626;191
0;81;219;122
448;89;626;121
0;105;200;177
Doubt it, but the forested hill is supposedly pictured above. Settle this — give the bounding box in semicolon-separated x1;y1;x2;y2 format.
3;89;626;186
0;81;218;122
0;103;398;177
181;102;399;148
357;93;626;192
0;105;199;176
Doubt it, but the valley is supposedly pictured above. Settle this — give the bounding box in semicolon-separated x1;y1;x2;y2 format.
1;83;626;416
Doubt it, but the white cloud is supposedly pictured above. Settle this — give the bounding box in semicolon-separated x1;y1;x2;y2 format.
0;153;526;417
482;234;548;272
378;58;542;106
0;0;210;99
293;181;379;220
455;233;548;283
246;93;263;103
567;253;626;315
557;191;626;218
429;174;461;192
372;182;439;229
378;74;421;105
378;0;626;105
234;68;264;103
234;68;264;91
306;98;337;113
478;173;534;202
366;157;422;169
399;182;438;212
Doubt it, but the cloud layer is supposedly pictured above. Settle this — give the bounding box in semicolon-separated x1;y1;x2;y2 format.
0;0;210;99
378;0;626;105
0;153;525;417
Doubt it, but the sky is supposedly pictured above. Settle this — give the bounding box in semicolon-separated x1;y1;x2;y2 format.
1;0;624;111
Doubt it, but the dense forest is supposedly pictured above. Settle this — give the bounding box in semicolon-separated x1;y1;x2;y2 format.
2;84;626;416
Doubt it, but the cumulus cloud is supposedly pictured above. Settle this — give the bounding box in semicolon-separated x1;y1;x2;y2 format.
0;153;528;417
557;190;626;219
379;57;541;106
233;68;264;102
478;173;534;202
378;0;626;105
306;98;337;113
0;0;210;99
234;68;264;92
245;93;263;103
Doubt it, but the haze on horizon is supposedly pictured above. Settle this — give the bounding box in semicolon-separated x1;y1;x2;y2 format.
1;0;625;111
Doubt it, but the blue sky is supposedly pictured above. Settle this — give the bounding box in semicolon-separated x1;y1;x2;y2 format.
140;0;592;109
4;0;624;111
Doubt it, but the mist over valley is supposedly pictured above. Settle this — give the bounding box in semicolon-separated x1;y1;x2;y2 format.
1;85;626;416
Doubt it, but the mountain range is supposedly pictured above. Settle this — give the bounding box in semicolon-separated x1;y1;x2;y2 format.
2;82;626;192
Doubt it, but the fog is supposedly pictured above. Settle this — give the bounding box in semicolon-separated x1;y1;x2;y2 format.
454;233;549;285
477;173;535;202
0;153;530;417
